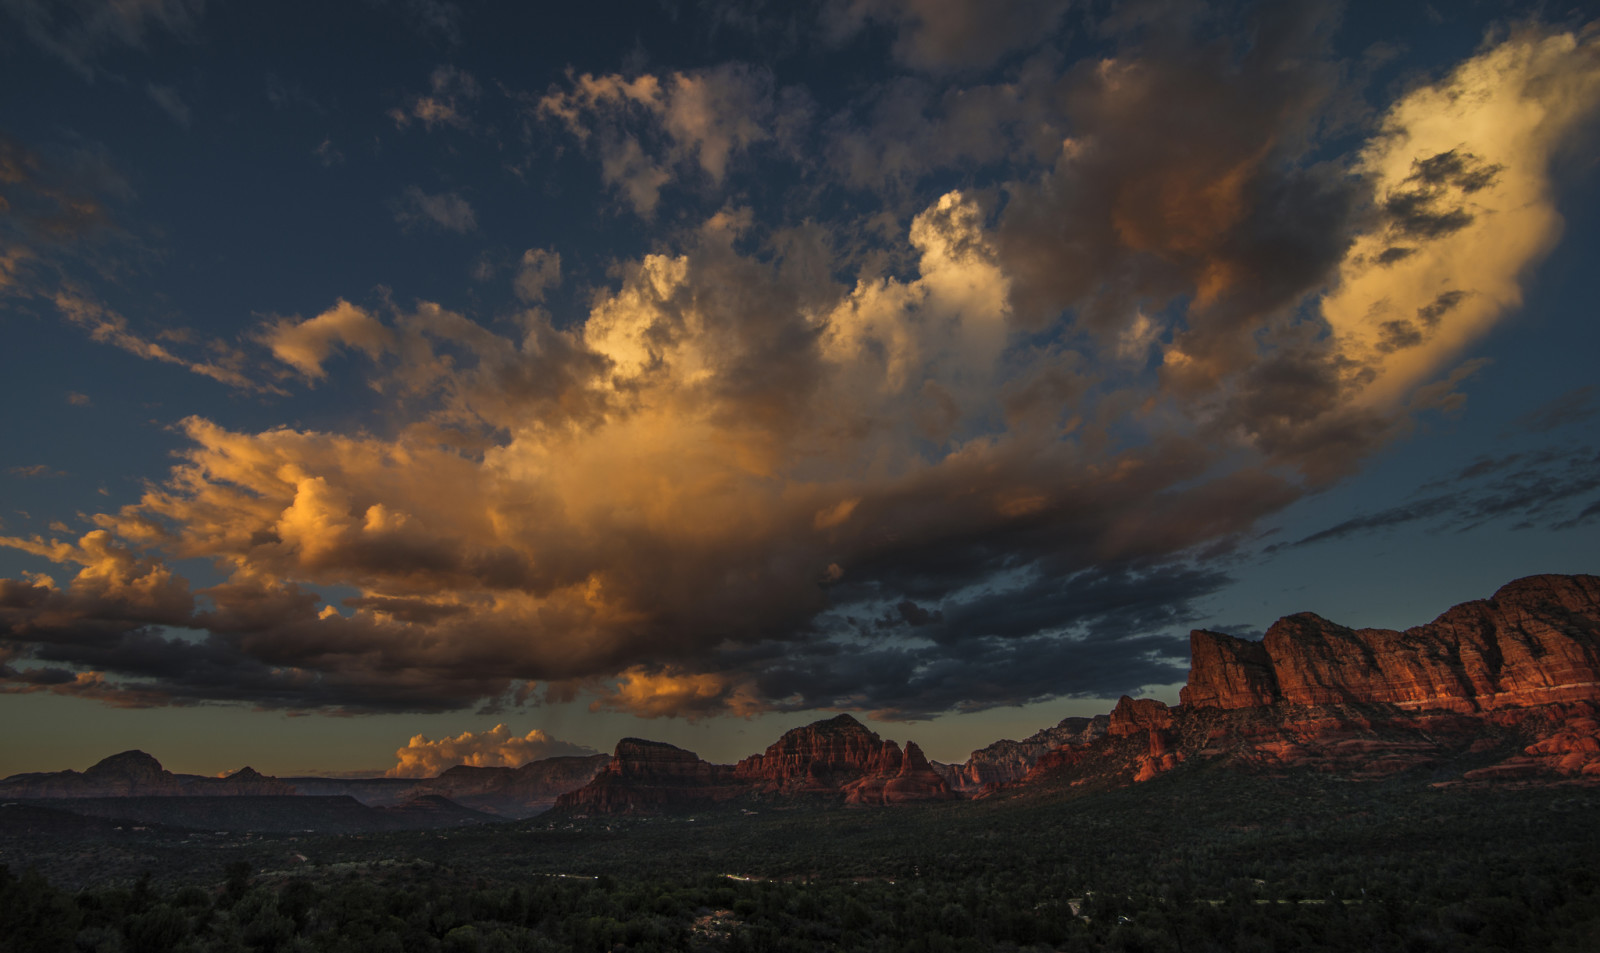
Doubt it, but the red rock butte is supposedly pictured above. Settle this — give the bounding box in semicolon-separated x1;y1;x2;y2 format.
1181;574;1600;712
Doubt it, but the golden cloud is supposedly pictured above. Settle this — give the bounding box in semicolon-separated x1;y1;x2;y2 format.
3;24;1598;721
1324;26;1600;409
386;724;596;778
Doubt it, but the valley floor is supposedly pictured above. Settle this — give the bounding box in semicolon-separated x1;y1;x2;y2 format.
4;762;1599;951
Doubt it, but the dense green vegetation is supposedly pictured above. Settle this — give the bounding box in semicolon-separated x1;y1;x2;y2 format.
3;765;1598;951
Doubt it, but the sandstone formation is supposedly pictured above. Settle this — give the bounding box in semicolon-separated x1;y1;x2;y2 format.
10;575;1596;817
553;718;956;814
1181;575;1600;713
408;754;610;817
734;715;903;794
842;741;959;805
935;715;1109;792
552;739;745;815
1022;574;1600;789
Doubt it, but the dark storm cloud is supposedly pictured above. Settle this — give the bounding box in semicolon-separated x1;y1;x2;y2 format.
823;0;1073;72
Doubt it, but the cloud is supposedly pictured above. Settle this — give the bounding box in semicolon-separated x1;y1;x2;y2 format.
386;724;596;778
313;138;344;167
394;186;477;233
145;83;190;126
513;248;561;303
1321;26;1600;411
3;20;1598;723
0;135;120;296
0;137;276;393
66;391;91;406
260;299;396;381
823;0;1072;71
0;0;205;78
7;465;66;478
537;64;780;215
390;65;479;131
50;287;271;392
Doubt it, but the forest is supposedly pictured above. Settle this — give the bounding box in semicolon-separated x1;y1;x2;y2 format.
3;764;1598;952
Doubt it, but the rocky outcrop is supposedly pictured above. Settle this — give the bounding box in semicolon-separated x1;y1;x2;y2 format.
937;716;1109;792
552;740;745;815
1182;575;1600;713
734;715;904;794
1108;696;1175;736
1018;575;1600;791
843;742;959;805
201;766;298;797
553;719;957;814
1;751;186;797
409;754;610;817
1180;632;1278;709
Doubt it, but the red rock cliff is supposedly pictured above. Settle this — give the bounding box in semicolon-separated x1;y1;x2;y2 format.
845;741;958;804
733;714;903;793
938;715;1109;792
1182;575;1600;713
1019;574;1600;789
552;739;743;815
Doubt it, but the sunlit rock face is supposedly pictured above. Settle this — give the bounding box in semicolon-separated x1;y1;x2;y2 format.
734;714;904;793
1180;632;1279;709
1018;574;1600;788
1183;574;1600;712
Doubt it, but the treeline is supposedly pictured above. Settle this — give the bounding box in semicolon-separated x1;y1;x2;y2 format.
3;854;1599;952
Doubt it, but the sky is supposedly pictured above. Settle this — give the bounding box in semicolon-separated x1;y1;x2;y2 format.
2;0;1599;779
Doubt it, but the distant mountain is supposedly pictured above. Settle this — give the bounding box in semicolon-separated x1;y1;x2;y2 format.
0;752;608;828
406;754;611;817
0;753;294;798
553;716;957;814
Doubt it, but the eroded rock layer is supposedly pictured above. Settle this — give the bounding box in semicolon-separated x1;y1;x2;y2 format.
1025;574;1600;789
1181;575;1600;712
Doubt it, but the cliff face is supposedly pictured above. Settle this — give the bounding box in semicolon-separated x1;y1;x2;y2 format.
843;741;960;805
734;714;904;794
1182;575;1600;713
1024;574;1600;789
552;740;745;815
937;716;1109;792
553;718;957;814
